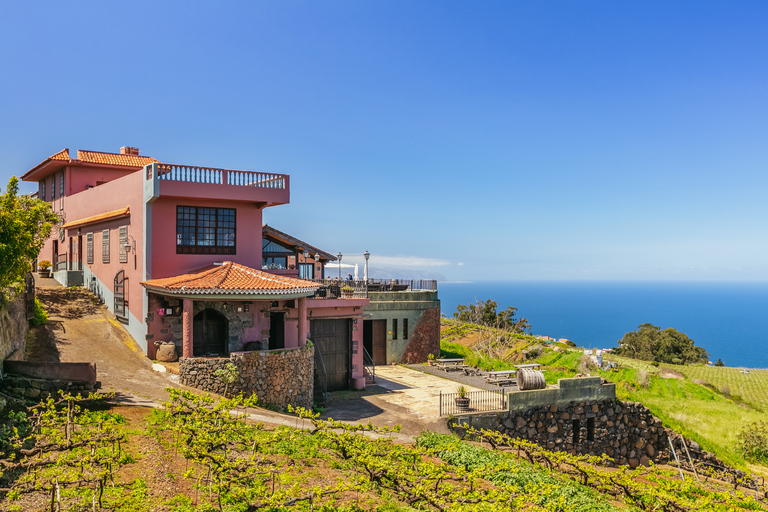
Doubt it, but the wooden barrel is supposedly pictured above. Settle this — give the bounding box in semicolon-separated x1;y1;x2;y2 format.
517;368;546;390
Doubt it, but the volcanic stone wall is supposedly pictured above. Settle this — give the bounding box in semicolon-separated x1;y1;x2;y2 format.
400;307;441;364
0;291;27;362
459;399;669;467
179;345;314;410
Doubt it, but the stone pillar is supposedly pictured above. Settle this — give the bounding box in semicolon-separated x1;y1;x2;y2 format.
182;298;193;358
298;297;308;347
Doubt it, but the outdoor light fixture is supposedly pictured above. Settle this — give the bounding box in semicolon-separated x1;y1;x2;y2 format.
303;249;309;259
123;234;136;254
314;253;320;262
364;250;370;283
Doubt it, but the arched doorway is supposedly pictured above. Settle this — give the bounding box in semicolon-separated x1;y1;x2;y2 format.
193;309;228;357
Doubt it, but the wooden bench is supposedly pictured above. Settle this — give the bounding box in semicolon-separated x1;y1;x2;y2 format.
486;370;516;386
435;358;468;371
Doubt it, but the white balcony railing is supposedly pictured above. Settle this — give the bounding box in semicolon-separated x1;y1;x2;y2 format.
146;163;286;189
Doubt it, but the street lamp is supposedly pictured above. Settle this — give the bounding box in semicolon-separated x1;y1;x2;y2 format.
364;250;370;283
337;252;342;280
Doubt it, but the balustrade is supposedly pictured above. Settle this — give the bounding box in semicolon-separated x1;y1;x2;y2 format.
149;163;286;189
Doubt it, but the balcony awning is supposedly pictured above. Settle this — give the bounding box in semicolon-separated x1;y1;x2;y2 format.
141;261;321;299
61;207;130;229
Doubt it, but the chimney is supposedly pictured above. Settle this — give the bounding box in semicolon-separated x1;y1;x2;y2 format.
120;146;139;155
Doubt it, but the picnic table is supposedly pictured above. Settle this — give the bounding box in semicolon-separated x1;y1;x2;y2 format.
514;364;542;369
435;358;468;371
486;370;516;386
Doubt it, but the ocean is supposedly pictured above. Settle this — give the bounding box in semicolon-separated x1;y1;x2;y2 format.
438;281;768;369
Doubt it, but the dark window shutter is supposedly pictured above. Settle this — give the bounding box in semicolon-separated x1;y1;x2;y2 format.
102;229;110;263
86;233;93;265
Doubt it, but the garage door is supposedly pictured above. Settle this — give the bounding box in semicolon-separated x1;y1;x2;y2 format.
311;319;350;391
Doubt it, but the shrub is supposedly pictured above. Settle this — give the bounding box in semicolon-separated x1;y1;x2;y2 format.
737;421;768;462
30;296;47;326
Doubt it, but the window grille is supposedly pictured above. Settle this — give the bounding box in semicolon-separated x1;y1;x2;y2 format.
176;206;236;254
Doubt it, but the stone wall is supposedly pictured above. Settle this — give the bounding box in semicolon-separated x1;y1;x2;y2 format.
1;374;100;400
179;344;314;410
456;399;669;468
0;291;27;362
400;307;441;364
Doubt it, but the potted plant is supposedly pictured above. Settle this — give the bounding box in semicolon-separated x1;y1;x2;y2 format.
341;285;354;298
38;260;52;278
455;385;470;411
427;353;436;366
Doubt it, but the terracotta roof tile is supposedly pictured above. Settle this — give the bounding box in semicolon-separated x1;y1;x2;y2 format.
50;149;70;161
61;207;130;229
141;261;320;296
76;150;159;167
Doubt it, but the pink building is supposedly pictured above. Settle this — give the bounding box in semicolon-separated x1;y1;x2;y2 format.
22;147;369;397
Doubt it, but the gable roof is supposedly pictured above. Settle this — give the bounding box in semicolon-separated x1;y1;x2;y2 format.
262;225;336;261
22;148;160;182
141;261;320;297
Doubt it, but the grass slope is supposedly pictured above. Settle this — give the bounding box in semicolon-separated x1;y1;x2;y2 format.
439;321;768;471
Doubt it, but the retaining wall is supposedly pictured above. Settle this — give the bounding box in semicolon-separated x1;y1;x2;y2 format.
0;291;27;362
179;344;314;410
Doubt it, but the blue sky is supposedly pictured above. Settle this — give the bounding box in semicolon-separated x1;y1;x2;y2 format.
2;1;767;282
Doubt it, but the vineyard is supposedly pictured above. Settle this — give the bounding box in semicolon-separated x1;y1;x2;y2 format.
0;390;766;511
672;365;768;411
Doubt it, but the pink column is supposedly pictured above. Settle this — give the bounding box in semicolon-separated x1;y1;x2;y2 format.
298;297;308;347
182;298;193;358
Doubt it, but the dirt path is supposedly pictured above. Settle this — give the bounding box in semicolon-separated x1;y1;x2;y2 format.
29;278;177;406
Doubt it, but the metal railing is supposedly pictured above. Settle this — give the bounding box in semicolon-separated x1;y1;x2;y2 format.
307;279;438;300
439;389;508;417
362;346;376;384
149;163;287;189
366;279;438;292
309;279;368;299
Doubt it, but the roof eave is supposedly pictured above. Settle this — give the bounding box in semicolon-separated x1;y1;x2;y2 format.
142;285;318;300
21;159;69;182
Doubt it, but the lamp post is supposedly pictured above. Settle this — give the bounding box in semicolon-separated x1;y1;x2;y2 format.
337;252;342;281
314;252;320;280
364;250;370;283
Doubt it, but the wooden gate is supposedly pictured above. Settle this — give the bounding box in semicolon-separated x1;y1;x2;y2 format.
311;319;350;391
114;270;128;323
25;272;35;320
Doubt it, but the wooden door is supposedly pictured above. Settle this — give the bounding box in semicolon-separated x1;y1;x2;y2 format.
193;309;228;357
269;312;285;349
364;320;387;365
371;320;387;364
311;319;350;391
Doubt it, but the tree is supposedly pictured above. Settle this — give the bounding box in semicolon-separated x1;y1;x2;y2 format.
614;323;708;365
0;177;58;305
453;299;531;334
714;358;725;367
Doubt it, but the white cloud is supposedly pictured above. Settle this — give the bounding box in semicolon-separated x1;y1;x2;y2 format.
370;255;451;267
457;262;464;266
